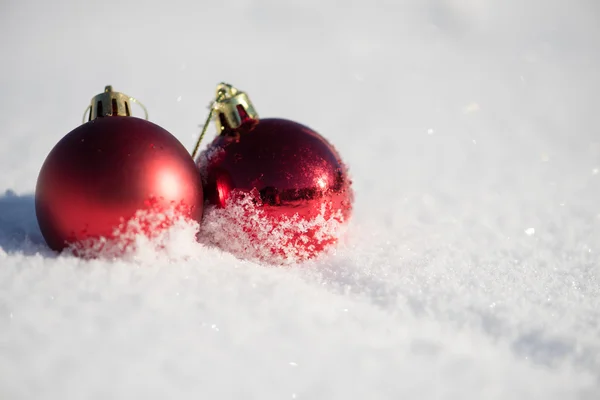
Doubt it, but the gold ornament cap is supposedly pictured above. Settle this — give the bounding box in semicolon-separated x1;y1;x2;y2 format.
190;82;260;159
83;85;148;122
213;83;259;133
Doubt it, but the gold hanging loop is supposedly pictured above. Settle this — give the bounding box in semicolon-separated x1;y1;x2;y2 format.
190;87;227;159
129;96;149;120
82;105;92;124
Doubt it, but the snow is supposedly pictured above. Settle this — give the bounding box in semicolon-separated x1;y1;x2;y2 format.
199;194;349;265
1;0;599;398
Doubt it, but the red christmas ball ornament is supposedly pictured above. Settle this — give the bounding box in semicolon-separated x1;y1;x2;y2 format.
35;86;203;256
193;83;353;264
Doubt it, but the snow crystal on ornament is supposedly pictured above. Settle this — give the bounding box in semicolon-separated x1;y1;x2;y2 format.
199;191;348;265
65;200;199;261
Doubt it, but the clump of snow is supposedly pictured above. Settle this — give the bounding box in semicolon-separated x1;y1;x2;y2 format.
199;191;348;265
65;205;201;263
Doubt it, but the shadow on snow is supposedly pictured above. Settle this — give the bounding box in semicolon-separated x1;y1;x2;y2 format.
0;190;50;255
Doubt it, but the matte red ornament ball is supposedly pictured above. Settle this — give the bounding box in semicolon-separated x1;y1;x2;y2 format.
35;116;203;254
197;117;353;264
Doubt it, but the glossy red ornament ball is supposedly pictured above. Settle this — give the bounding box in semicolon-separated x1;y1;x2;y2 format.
197;117;353;264
35;116;203;254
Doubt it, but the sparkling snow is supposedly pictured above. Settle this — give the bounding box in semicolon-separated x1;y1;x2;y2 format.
1;0;599;398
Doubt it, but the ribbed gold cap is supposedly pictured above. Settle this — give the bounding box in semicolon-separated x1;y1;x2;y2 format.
87;85;134;121
213;83;259;133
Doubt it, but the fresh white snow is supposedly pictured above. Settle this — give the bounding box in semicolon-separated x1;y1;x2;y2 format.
1;0;599;398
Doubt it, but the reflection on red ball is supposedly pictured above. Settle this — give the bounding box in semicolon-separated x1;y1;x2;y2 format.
35;116;203;254
197;118;353;264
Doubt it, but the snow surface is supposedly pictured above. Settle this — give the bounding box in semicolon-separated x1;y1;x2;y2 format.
1;0;600;398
